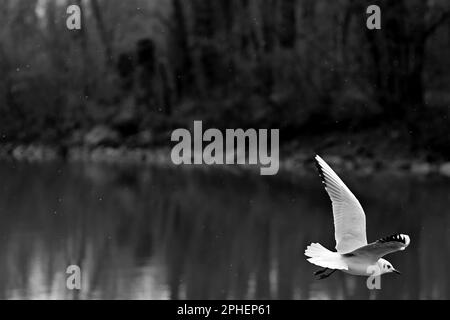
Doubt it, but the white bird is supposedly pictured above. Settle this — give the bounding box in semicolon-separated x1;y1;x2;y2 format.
305;155;410;279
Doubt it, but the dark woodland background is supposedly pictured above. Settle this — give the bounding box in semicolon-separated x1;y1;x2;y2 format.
0;0;449;160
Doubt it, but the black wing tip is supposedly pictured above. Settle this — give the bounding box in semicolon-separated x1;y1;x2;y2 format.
314;156;327;186
377;234;410;245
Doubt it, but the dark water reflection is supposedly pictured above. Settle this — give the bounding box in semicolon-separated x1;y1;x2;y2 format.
0;160;449;299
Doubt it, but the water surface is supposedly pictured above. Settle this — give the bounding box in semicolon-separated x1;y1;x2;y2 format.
0;160;449;299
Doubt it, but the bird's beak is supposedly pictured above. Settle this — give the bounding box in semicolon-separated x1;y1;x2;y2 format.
393;269;401;275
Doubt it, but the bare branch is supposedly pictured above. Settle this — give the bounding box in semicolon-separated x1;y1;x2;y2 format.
90;0;114;66
424;10;450;40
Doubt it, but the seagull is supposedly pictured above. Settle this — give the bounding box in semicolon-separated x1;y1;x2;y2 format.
305;155;410;280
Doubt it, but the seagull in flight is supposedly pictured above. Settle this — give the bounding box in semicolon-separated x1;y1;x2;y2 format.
305;155;410;280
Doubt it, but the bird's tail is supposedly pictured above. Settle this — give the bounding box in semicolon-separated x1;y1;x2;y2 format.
304;243;348;270
304;243;333;258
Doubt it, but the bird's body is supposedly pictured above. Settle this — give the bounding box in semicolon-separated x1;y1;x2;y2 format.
305;155;410;279
306;244;380;276
343;255;382;276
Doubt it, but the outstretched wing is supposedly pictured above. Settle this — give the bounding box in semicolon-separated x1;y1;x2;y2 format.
315;155;367;253
346;234;411;263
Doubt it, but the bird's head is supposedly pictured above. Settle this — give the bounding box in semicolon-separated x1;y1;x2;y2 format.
379;258;401;275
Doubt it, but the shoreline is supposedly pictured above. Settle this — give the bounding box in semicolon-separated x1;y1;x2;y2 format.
1;143;450;178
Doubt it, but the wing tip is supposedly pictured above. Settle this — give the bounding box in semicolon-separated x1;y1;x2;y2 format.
314;155;325;173
315;154;324;165
402;234;411;247
378;233;411;247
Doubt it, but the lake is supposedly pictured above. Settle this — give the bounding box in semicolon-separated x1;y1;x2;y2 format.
0;160;449;299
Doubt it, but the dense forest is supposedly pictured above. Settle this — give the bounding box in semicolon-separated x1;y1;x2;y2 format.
0;0;449;159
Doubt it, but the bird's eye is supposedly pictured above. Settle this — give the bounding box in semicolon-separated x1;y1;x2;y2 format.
388;266;391;269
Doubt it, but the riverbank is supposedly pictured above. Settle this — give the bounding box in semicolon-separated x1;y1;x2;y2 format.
1;142;450;178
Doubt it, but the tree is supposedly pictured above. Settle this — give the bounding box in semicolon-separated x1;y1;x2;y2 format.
364;0;450;119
